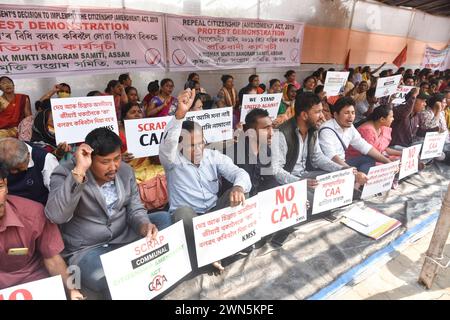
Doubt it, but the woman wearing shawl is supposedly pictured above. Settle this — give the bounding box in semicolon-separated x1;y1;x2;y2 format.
145;78;177;117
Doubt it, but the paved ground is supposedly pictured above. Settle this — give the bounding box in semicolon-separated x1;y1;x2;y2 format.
329;228;450;300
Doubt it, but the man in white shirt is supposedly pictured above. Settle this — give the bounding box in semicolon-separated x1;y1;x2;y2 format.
0;138;59;205
159;88;252;271
319;97;391;174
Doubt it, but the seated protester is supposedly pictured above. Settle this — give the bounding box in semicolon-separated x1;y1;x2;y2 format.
238;74;264;104
142;80;159;110
419;81;431;98
390;88;428;148
0;162;84;299
0;138;59;205
272;92;351;203
184;73;207;94
273;83;296;127
145;78;177;118
259;83;266;93
118;73;132;90
216;74;239;108
444;90;450;131
297;75;317;94
31;99;72;161
125;86;140;106
347;105;402;161
105;80;128;121
403;75;415;86
314;85;332;121
38;83;71;106
347;80;369;104
0;76;32;139
417;93;447;139
354;87;378;126
159;89;251;272
224;108;278;197
45;128;160;299
267;79;282;94
189;93;204;111
319;97;392;174
87;90;102;97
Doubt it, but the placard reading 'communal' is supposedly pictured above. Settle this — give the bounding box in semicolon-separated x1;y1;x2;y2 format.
166;15;304;70
0;5;165;76
100;221;191;300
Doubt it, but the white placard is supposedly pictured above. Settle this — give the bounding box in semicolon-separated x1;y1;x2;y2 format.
420;132;447;160
100;221;191;300
240;93;283;122
193;196;260;268
399;144;422;180
391;86;415;106
185;107;233;143
124;116;171;158
361;161;400;199
312;168;355;215
258;180;308;237
323;71;350;96
0;276;66;300
375;75;402;98
51;96;118;145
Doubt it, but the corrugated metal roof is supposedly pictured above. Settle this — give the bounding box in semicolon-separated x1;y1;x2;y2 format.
375;0;450;17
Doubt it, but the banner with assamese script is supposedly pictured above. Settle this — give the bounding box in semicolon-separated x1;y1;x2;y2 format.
0;5;165;77
166;14;304;70
421;45;450;71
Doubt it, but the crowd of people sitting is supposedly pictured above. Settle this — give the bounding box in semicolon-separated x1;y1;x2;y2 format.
0;65;449;299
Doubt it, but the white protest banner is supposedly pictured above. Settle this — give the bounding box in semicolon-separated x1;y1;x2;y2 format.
124;116;171;158
323;71;350;96
361;161;400;199
375;75;402;98
166;15;304;70
193;196;260;268
257;180;307;237
0;276;66;300
421;45;450;71
185;107;233;143
240;93;282;122
399;144;422;180
100;221;191;300
0;5;165;77
52;95;118;145
312;168;355;215
391;86;415;106
420;132;447;160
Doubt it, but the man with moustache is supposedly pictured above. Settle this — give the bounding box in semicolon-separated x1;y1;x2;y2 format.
45;128;158;299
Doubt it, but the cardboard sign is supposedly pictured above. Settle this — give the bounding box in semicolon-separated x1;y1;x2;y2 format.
124;116;171;158
420;132;447;160
375;75;402;98
391;86;415;106
312;168;355;215
361;161;400;199
240;93;282;122
193;196;260;268
258;180;308;237
323;71;350;96
52;95;118;145
185;107;233;143
399;144;422;180
100;221;191;300
0;276;66;300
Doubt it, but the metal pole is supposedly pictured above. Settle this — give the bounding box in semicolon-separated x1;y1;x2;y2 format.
418;183;450;289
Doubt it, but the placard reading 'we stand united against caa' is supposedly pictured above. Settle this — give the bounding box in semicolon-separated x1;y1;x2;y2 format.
0;5;165;77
